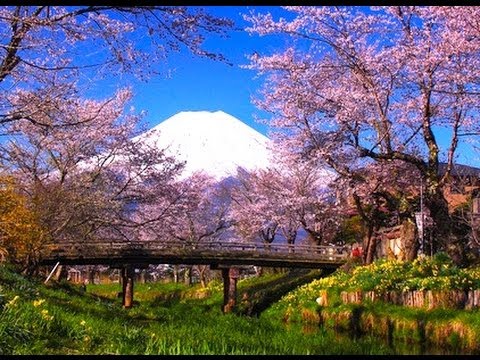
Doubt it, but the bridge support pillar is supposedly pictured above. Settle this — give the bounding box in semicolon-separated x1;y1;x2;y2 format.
222;267;239;314
121;266;135;309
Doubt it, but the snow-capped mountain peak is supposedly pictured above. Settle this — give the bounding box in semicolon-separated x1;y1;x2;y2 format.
134;110;272;180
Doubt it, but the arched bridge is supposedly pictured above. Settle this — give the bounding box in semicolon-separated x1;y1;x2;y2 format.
39;240;349;312
40;240;349;269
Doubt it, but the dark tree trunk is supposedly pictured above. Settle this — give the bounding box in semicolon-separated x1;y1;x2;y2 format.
402;218;419;261
363;224;376;264
305;228;323;246
281;227;297;253
260;225;277;249
426;190;467;265
88;266;95;284
352;193;378;264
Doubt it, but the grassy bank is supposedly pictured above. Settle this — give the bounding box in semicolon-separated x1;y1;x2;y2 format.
0;265;395;355
2;255;479;355
263;254;480;354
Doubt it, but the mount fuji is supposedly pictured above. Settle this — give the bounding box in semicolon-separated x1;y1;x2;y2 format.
133;110;273;180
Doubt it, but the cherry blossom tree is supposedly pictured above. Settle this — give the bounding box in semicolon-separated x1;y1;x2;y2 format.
335;160;422;263
230;152;342;251
138;172;233;286
230;168;279;245
0;6;232;273
245;6;480;264
272;152;341;248
0;88;184;251
0;6;232;129
160;172;232;244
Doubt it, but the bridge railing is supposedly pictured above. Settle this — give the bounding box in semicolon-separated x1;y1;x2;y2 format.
43;240;349;262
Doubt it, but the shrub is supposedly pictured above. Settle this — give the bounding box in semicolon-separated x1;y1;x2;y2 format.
273;253;480;313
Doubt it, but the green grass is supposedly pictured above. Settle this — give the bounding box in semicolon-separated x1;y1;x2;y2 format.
3;258;480;355
261;255;480;355
0;265;398;355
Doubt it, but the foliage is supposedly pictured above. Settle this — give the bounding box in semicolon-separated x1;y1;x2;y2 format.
2;262;480;355
333;215;365;245
0;176;48;272
245;6;480;263
230;157;343;246
0;6;232;273
261;255;480;354
0;265;396;355
141;172;232;244
236;269;325;316
271;254;480;314
0;6;232;128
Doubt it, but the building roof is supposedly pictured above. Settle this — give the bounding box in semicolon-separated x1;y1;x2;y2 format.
438;163;480;178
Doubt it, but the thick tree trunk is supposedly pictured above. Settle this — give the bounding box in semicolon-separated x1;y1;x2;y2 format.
353;193;378;264
282;227;297;253
88;266;95;284
184;265;193;285
305;228;323;246
363;225;376;264
287;235;295;253
427;190;467;265
402;218;419;261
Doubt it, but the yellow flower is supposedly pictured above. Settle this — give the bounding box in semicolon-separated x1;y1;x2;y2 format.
33;299;45;307
6;295;19;307
41;309;54;321
80;320;86;326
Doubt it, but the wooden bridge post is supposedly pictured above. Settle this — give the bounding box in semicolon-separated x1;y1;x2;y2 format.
121;266;135;309
222;268;230;312
222;267;239;314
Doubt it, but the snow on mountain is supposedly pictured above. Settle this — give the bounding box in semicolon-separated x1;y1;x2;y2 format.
133;110;273;180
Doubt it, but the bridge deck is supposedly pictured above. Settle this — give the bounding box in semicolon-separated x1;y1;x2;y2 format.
40;240;349;269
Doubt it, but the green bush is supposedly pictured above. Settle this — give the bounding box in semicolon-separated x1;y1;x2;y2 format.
271;253;480;314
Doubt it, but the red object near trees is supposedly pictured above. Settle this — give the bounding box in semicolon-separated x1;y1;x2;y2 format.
245;6;480;264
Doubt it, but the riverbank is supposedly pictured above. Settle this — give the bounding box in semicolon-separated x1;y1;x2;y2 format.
2;254;480;354
0;265;394;355
264;253;480;355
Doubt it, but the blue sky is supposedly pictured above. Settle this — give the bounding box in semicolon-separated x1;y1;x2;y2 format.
96;5;478;167
120;6;289;138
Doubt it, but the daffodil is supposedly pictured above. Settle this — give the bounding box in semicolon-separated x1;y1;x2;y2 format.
41;309;54;321
33;299;45;307
6;295;19;307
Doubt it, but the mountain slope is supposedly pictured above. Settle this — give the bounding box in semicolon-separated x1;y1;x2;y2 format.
134;110;272;179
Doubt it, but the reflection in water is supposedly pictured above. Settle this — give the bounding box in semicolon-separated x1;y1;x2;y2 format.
284;321;477;355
